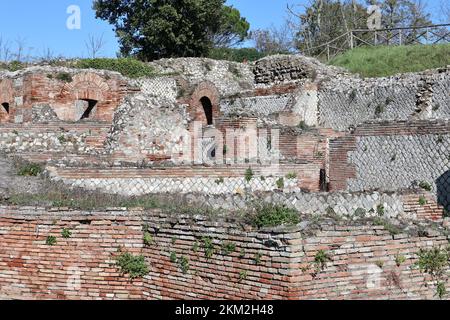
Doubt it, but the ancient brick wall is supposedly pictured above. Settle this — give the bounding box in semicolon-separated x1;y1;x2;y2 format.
0;206;448;300
318;71;450;131
291;223;449;300
328;120;450;210
0;68;133;124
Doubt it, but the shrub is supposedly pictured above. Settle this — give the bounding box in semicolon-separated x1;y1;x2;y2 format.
419;181;432;191
221;242;236;255
286;172;297;180
7;61;25;72
245;168;254;183
61;228;72;239
395;254;406;267
376;204;385;216
418;196;427;206
17;163;43;177
415;247;449;280
208;47;266;62
437;282;447;299
252;204;300;228
238;270;248;281
254;252;263;265
143;232;154;246
415;247;449;299
202;237;215;259
314;250;331;271
45;236;57;246
74;58;156;78
178;256;189;274
56;72;73;82
373;217;401;235
276;178;285;190
116;252;149;279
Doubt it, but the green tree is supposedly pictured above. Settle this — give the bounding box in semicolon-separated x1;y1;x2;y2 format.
289;0;433;57
211;6;250;48
93;0;249;61
289;0;368;56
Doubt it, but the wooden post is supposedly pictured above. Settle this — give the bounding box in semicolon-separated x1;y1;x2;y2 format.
327;45;330;61
399;31;402;46
350;31;354;49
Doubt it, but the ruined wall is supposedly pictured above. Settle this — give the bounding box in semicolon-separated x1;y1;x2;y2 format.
0;67;133;124
0;123;110;156
149;58;255;96
0;206;448;300
105;94;189;162
253;54;343;85
319;70;450;131
329;120;450;211
47;164;318;195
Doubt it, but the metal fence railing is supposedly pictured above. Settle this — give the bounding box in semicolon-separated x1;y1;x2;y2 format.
302;23;450;61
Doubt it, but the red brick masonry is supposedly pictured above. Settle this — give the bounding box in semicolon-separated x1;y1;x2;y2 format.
0;206;448;300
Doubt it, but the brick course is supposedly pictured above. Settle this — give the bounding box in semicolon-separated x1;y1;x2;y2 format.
0;206;448;300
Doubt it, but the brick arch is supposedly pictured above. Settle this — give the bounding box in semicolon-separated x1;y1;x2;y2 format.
0;79;14;123
64;72;110;101
187;81;220;126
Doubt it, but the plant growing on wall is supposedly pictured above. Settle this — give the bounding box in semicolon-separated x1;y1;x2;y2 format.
202;237;215;259
418;196;427;206
415;247;450;299
286;172;297;180
251;204;300;228
45;236;57;246
374;103;385;117
376;204;385;216
143;232;154;246
17;163;43;177
178;256;189;274
253;252;263;265
56;72;73;83
314;250;331;271
61;228;72;239
245;168;254;183
395;254;406;267
276;178;285;190
238;270;248;281
116;252;149;279
419;181;432;191
221;242;236;255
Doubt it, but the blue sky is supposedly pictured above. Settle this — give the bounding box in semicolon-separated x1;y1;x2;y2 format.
0;0;446;59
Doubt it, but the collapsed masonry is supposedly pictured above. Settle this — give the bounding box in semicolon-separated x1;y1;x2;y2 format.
0;54;449;300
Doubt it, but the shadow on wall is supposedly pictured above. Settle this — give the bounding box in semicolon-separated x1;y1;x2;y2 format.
436;170;450;212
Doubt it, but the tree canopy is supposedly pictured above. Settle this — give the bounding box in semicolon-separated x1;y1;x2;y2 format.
288;0;433;56
93;0;250;61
